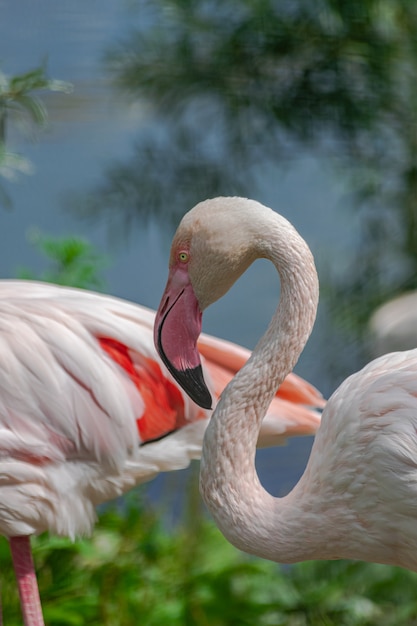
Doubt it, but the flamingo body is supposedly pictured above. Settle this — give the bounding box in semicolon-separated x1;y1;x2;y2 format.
369;290;417;356
0;280;193;540
155;196;417;574
295;348;417;570
0;278;324;625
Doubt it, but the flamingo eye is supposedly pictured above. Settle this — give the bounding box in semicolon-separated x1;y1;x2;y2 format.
178;251;189;263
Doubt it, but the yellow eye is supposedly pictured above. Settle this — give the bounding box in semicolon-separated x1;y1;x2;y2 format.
178;251;189;263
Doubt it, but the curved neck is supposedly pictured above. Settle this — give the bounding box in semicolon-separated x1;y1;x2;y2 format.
200;214;321;563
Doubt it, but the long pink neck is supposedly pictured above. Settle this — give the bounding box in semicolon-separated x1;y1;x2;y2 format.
199;214;321;563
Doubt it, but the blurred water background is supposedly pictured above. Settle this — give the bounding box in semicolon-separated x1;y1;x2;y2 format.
1;0;414;519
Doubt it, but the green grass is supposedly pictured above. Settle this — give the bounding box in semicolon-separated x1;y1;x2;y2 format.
2;491;417;626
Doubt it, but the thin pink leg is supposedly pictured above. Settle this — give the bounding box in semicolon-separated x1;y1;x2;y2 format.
9;536;44;626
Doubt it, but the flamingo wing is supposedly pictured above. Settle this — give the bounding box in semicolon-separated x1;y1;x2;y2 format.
0;281;206;463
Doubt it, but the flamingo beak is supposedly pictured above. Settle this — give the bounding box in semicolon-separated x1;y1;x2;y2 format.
154;268;213;410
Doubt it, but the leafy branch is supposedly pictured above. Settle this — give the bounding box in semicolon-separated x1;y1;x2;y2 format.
0;65;72;207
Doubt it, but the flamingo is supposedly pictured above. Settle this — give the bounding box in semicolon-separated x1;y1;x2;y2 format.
0;279;324;626
155;195;417;573
369;290;417;357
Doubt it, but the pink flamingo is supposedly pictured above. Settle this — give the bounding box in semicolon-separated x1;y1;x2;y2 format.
0;279;323;626
369;290;417;356
155;196;417;572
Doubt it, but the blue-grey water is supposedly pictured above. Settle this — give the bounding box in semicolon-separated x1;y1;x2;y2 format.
0;0;361;521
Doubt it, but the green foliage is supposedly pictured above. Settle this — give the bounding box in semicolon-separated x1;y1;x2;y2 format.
2;495;417;625
17;230;108;290
95;0;417;233
109;0;398;140
0;64;72;141
69;0;417;377
0;64;72;206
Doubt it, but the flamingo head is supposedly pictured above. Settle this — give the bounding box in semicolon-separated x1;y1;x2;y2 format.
154;197;260;409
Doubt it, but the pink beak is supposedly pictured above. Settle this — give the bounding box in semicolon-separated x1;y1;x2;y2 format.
154;266;212;409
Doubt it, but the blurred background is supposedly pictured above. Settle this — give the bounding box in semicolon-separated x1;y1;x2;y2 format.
2;1;417;624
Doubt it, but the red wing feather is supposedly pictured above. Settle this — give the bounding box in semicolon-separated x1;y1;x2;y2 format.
99;337;187;443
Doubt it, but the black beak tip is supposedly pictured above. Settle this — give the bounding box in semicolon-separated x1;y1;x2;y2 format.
156;327;212;409
195;388;213;411
175;365;213;410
